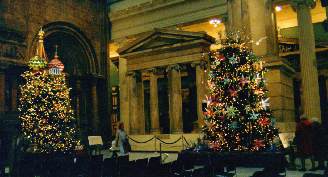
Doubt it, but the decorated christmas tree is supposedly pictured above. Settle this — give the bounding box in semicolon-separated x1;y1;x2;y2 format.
203;33;279;152
18;29;79;153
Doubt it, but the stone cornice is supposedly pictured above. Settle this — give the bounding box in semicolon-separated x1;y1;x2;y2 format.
110;0;189;21
290;0;316;9
264;55;296;77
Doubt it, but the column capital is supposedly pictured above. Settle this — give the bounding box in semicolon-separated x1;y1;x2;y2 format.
166;64;182;72
126;70;137;77
144;68;161;75
191;60;208;69
127;70;143;81
291;0;316;9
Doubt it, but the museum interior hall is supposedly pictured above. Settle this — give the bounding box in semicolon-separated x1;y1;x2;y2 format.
1;0;328;176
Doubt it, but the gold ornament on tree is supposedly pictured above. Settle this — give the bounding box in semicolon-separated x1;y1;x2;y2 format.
28;29;48;71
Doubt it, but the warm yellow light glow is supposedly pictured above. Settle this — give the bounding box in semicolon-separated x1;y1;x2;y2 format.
275;6;282;12
276;3;326;29
209;18;222;28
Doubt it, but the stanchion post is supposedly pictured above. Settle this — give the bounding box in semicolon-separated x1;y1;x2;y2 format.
160;143;162;163
154;135;157;152
182;135;184;150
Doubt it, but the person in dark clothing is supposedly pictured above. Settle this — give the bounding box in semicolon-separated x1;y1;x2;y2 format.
295;115;314;171
311;118;326;170
321;124;328;170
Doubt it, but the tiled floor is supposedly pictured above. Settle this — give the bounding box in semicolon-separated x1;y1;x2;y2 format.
101;150;326;176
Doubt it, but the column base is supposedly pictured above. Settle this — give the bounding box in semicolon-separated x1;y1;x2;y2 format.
171;129;183;134
150;128;160;134
130;129;140;135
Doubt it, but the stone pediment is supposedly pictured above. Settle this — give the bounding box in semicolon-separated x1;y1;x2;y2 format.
118;28;215;56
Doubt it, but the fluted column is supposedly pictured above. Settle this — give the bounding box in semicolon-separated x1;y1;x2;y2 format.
193;61;207;131
168;65;183;134
136;72;145;134
128;71;139;134
0;70;5;112
91;77;100;134
227;0;249;31
292;0;321;120
149;69;160;134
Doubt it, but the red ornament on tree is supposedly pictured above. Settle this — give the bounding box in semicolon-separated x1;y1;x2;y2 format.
216;53;226;61
229;88;238;97
210;141;221;151
258;117;270;126
253;139;265;150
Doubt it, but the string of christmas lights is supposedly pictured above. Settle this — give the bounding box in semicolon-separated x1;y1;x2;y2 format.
202;32;279;152
18;29;79;154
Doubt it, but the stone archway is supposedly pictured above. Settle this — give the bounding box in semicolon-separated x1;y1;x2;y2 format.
29;21;98;75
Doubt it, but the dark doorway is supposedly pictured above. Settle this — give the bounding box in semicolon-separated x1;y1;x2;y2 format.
158;77;170;134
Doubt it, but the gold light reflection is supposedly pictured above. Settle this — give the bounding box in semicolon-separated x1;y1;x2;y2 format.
276;2;327;30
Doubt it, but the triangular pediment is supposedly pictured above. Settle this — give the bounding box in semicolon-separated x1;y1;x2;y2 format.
118;28;215;55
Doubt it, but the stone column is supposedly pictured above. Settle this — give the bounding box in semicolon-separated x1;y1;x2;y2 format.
91;77;100;134
227;0;249;31
136;72;145;134
193;61;207;131
292;0;321;121
0;70;5;112
119;58;130;133
149;69;160;134
127;71;139;134
167;65;183;134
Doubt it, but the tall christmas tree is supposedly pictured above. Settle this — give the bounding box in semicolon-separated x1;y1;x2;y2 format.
18;29;79;153
203;33;279;152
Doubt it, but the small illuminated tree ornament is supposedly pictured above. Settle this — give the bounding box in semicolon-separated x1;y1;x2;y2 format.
209;18;222;27
48;45;64;75
28;55;48;71
28;29;48;70
261;98;270;110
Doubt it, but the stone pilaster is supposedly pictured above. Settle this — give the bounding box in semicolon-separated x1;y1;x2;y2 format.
292;0;321;121
127;71;139;134
247;0;296;132
0;70;5;112
76;79;81;128
167;64;183;134
11;76;17;111
91;77;100;134
149;68;160;134
192;61;207;131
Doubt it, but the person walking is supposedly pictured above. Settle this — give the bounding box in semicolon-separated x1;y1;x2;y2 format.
295;115;314;171
115;122;130;156
311;118;325;170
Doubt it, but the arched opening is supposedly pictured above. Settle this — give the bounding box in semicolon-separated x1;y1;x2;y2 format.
28;21;108;144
